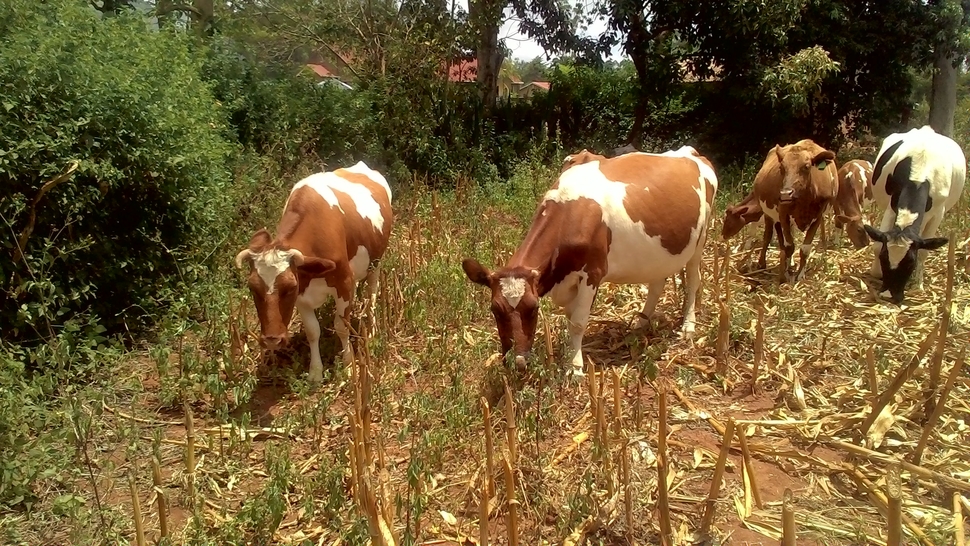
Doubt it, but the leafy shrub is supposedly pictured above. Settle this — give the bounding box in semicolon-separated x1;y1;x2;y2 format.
0;0;234;346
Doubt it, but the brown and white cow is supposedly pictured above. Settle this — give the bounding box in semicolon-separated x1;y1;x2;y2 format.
463;146;718;377
721;140;838;282
234;161;393;383
833;159;874;248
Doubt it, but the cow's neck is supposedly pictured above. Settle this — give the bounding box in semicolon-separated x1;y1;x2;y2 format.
506;208;564;297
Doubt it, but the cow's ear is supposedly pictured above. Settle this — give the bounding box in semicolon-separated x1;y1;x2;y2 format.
773;144;783;163
916;237;948;251
462;258;492;287
248;228;272;252
813;149;836;170
296;257;336;279
863;225;889;243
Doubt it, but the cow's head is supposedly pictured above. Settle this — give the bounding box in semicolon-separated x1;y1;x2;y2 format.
722;201;763;239
774;143;836;203
863;225;947;304
235;229;335;350
462;259;541;368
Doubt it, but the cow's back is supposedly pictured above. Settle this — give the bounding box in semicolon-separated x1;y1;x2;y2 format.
872;127;966;212
547;150;717;284
285;162;394;279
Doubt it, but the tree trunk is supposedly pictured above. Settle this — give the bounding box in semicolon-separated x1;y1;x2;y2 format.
192;0;214;37
469;0;504;113
928;49;958;137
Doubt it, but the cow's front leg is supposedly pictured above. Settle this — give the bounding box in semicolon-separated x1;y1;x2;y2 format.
298;303;324;384
563;279;598;378
793;214;823;282
779;215;796;282
634;278;666;329
870;208;895;279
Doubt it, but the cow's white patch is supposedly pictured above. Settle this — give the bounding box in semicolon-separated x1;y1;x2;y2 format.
887;239;911;268
500;277;526;308
254;249;295;294
348;245;371;282
895;208;918;229
879;290;892;300
549;150;714;286
291;169;388;233
342;161;393;199
760;200;780;222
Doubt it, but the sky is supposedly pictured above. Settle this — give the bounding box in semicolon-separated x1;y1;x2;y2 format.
453;0;620;61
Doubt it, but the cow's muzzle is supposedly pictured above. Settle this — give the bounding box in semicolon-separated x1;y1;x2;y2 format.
261;334;288;351
779;189;796;203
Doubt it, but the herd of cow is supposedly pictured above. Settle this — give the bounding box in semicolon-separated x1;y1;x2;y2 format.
235;125;966;384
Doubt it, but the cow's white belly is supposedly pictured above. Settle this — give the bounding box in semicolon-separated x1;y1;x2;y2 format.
601;223;700;285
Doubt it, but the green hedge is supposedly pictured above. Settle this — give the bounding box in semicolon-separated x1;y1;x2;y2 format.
0;0;234;348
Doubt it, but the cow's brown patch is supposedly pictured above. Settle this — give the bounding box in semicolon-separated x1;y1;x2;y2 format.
597;155;703;256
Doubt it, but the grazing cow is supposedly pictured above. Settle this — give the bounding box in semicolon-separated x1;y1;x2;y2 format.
833;159;874;248
721;140;838;282
235;162;394;383
864;126;966;303
463;146;718;377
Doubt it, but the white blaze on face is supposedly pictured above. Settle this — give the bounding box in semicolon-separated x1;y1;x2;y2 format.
500;277;527;308
895;208;918;229
254;249;295;294
886;239;911;268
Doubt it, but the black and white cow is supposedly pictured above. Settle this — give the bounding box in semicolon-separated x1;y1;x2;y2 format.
864;126;966;303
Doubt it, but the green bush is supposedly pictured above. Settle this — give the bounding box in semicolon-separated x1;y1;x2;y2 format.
0;0;234;346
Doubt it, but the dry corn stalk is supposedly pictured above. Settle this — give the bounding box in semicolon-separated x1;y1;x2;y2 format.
151;456;168;539
859;327;938;440
482;397;495;498
736;424;763;509
700;418;736;536
504;382;517;466
886;463;902;546
912;345;965;465
504;459;519;546
657;382;673;546
183;401;196;506
782;488;796;546
925;238;956;419
129;471;146;546
954;492;966;546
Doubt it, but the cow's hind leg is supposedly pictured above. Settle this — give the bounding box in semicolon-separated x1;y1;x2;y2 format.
563;279;598;378
914;211;945;289
332;288;355;379
681;248;703;337
634;278;666;330
758;217;776;270
298;303;325;384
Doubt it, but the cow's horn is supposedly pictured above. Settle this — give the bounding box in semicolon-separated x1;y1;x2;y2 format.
288;249;306;266
235;249;252;269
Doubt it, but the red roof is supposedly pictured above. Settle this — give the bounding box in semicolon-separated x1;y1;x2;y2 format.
448;59;477;82
529;81;550;90
306;63;335;78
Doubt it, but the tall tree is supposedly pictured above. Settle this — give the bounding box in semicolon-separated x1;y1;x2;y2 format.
926;0;970;137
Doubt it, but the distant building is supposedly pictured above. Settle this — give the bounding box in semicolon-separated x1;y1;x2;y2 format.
304;61;354;90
